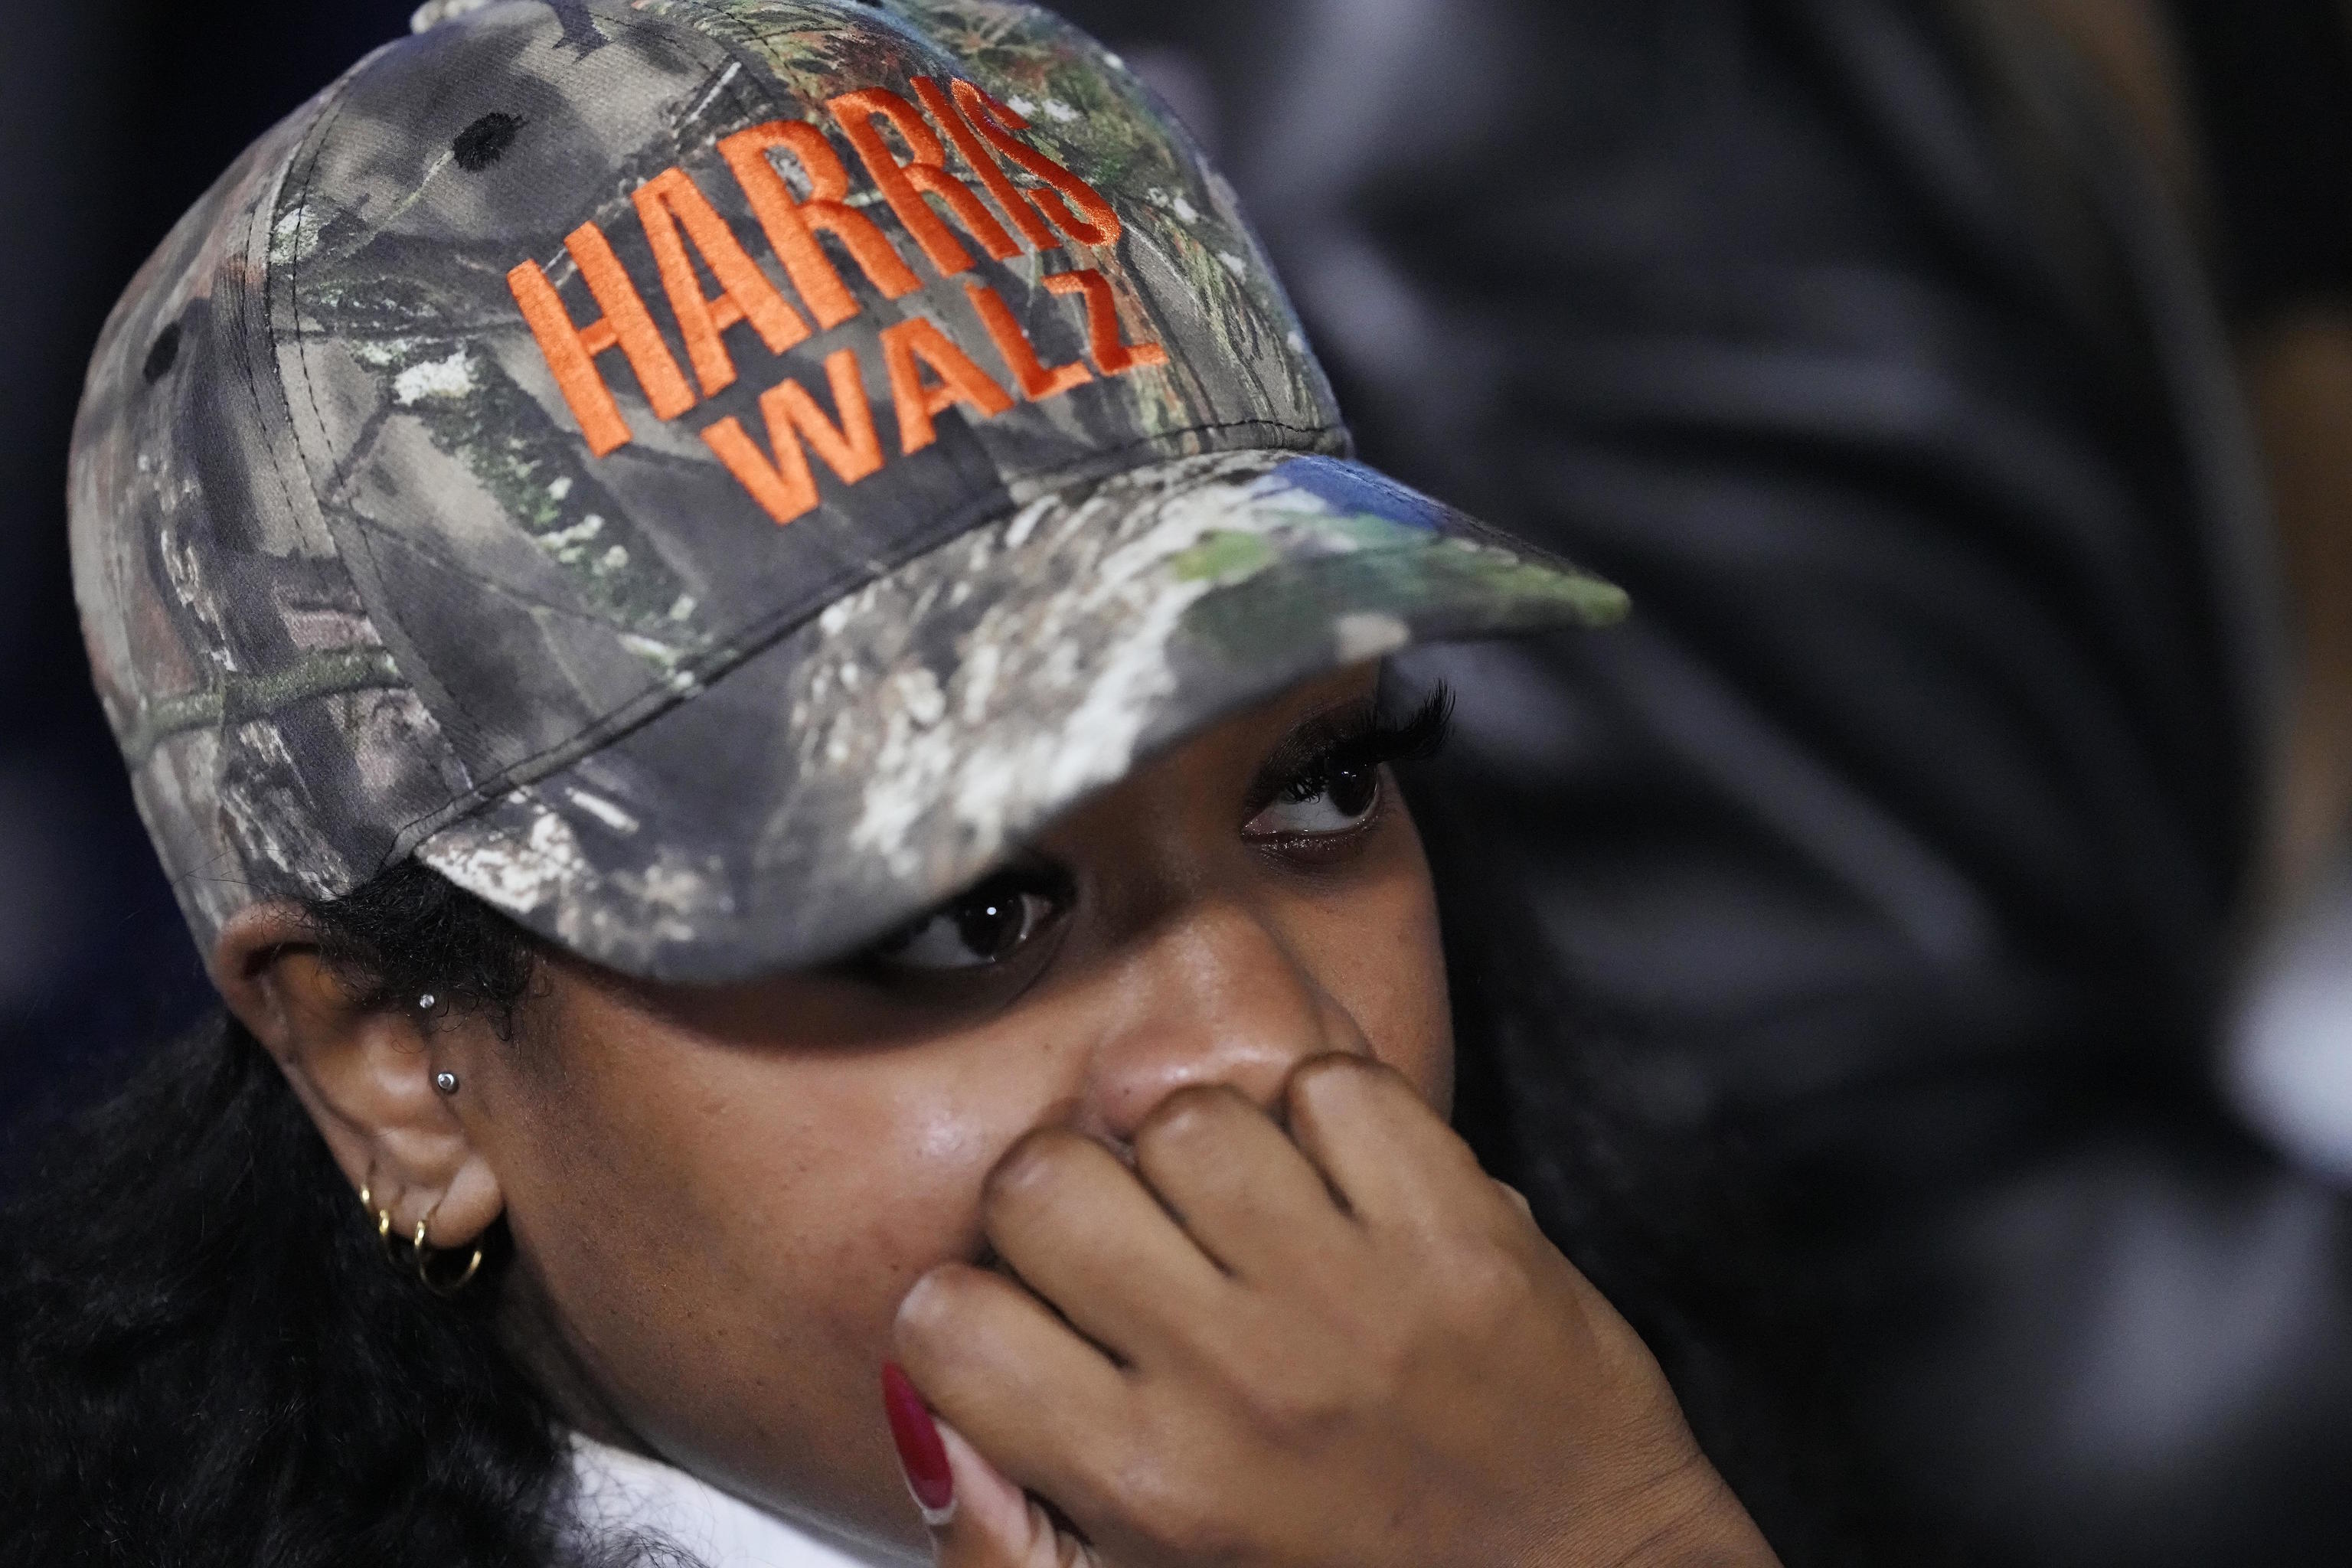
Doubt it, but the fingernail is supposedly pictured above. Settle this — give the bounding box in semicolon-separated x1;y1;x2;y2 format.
881;1361;956;1526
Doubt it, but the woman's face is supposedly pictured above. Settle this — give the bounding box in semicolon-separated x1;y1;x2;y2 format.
459;664;1454;1550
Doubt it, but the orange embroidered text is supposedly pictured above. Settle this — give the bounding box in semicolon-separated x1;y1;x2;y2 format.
701;348;886;526
830;87;1022;276
634;167;811;396
1044;268;1168;375
880;318;1017;454
717;119;922;328
965;283;1093;401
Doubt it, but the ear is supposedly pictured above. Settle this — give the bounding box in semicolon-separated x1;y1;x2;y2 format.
214;903;505;1250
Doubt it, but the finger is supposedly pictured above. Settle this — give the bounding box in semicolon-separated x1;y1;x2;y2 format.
1283;1054;1491;1230
885;1362;1104;1568
1131;1084;1354;1282
982;1128;1230;1365
932;1414;1107;1568
894;1261;1134;1509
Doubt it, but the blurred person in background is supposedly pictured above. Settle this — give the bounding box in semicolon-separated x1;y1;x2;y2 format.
5;0;2352;1564
1041;2;2352;1563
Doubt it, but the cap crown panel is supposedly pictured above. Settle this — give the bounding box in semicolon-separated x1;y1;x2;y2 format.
272;0;1336;832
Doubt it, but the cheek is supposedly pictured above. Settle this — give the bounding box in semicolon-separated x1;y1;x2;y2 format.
482;997;1052;1514
1378;860;1456;1114
523;1050;1004;1331
1292;820;1455;1112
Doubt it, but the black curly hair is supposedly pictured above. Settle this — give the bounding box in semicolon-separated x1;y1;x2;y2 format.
0;861;683;1567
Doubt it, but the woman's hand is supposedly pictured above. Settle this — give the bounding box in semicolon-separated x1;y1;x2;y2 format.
887;1054;1779;1568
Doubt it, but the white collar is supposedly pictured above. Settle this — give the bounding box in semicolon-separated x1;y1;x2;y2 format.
566;1431;928;1568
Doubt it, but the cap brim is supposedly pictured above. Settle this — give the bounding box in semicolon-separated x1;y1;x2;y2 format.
416;449;1625;982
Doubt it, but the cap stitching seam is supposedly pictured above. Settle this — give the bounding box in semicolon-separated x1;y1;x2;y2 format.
220;209;315;631
176;89;351;770
282;58;520;794
162;71;375;920
280;5;726;830
319;506;676;628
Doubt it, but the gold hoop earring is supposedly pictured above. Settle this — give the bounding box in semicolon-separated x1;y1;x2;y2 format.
360;1166;407;1269
413;1198;484;1298
361;1165;482;1296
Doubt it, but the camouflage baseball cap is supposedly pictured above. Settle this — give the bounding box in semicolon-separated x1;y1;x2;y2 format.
69;0;1625;984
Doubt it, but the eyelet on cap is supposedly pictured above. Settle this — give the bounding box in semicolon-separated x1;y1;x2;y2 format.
452;113;524;172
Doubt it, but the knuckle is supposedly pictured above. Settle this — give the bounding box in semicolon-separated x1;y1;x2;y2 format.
1232;1357;1351;1445
1434;1240;1538;1332
1284;1051;1398;1116
1291;1050;1384;1090
982;1127;1091;1212
892;1262;984;1348
1133;1083;1252;1155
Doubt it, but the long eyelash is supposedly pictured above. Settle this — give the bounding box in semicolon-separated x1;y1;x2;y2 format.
1342;682;1455;769
1269;683;1455;803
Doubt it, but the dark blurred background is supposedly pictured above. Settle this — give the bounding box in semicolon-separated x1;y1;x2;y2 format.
8;1;2352;1563
0;4;440;1132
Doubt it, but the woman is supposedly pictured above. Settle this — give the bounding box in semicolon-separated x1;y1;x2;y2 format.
8;2;1777;1564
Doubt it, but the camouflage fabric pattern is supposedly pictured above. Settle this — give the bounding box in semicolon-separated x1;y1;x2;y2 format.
422;449;1625;978
71;0;1625;982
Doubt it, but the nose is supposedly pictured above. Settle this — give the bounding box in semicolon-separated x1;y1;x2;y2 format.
1079;900;1371;1145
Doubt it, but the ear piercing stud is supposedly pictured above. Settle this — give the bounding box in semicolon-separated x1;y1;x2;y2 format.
421;993;456;1092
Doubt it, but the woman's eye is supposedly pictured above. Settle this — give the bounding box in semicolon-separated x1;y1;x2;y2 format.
1243;759;1383;841
868;874;1064;972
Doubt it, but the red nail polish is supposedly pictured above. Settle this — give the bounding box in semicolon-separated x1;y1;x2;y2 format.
881;1361;955;1521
